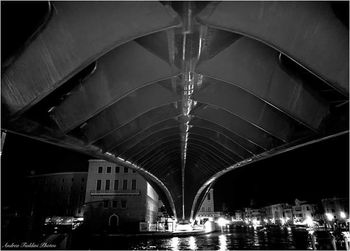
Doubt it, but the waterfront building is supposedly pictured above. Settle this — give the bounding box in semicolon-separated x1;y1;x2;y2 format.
195;189;220;222
244;208;263;222
233;210;244;221
263;203;292;224
84;159;159;232
27;172;87;218
321;197;349;223
292;199;318;223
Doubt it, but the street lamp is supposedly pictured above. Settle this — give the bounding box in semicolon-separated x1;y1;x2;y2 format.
325;213;334;221
325;213;334;230
340;211;346;219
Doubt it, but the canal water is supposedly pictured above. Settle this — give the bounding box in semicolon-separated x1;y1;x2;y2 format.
83;226;314;250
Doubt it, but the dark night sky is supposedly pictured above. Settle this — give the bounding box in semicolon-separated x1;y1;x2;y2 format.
214;132;349;211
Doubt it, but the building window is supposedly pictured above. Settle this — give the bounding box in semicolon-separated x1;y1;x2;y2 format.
112;201;117;208
104;200;109;208
123;180;127;190
72;178;74;182
98;166;103;173
105;180;110;190
115;166;120;173
96;180;101;190
133;169;136;173
124;167;128;173
207;193;211;200
131;179;136;190
82;178;84;182
114;180;119;190
208;207;211;211
306;206;310;211
121;200;127;209
107;166;111;173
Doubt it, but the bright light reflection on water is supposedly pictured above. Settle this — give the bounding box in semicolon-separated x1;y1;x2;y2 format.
188;236;197;250
170;237;179;251
218;234;227;251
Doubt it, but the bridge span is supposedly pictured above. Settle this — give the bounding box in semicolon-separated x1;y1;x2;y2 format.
2;1;348;221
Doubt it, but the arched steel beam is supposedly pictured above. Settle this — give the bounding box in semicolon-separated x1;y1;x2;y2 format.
196;37;330;131
145;149;219;180
142;143;227;174
67;82;181;143
114;125;245;162
196;1;349;95
190;130;349;219
188;135;241;163
2;1;181;117
95;103;182;151
192;104;282;150
130;135;232;169
101;114;255;159
51;41;181;132
190;117;265;154
187;137;238;164
112;121;181;154
189;127;249;159
125;129;239;167
141;148;181;170
125;135;181;163
195;83;303;143
148;152;218;180
116;129;181;158
139;143;220;174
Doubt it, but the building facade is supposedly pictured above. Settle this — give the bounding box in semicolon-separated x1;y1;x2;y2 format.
292;199;318;223
322;197;349;223
27;172;87;218
195;189;220;222
84;160;159;232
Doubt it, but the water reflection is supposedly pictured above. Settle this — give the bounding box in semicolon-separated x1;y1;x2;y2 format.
87;226;314;250
253;228;259;247
170;237;179;251
188;236;197;250
218;234;227;251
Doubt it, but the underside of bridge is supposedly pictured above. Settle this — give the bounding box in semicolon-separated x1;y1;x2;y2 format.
2;1;349;220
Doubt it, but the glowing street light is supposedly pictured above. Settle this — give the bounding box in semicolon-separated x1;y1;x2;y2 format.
340;211;346;219
217;217;229;227
304;216;314;227
325;213;334;221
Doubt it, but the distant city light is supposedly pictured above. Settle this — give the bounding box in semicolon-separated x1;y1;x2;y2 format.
304;216;314;227
188;236;197;250
280;217;286;225
217;217;229;227
218;234;227;251
175;222;192;232
325;213;334;221
171;237;179;251
204;221;213;232
252;219;261;226
340;211;346;219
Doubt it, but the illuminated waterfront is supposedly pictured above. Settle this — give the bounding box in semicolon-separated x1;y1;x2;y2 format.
79;227;313;250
